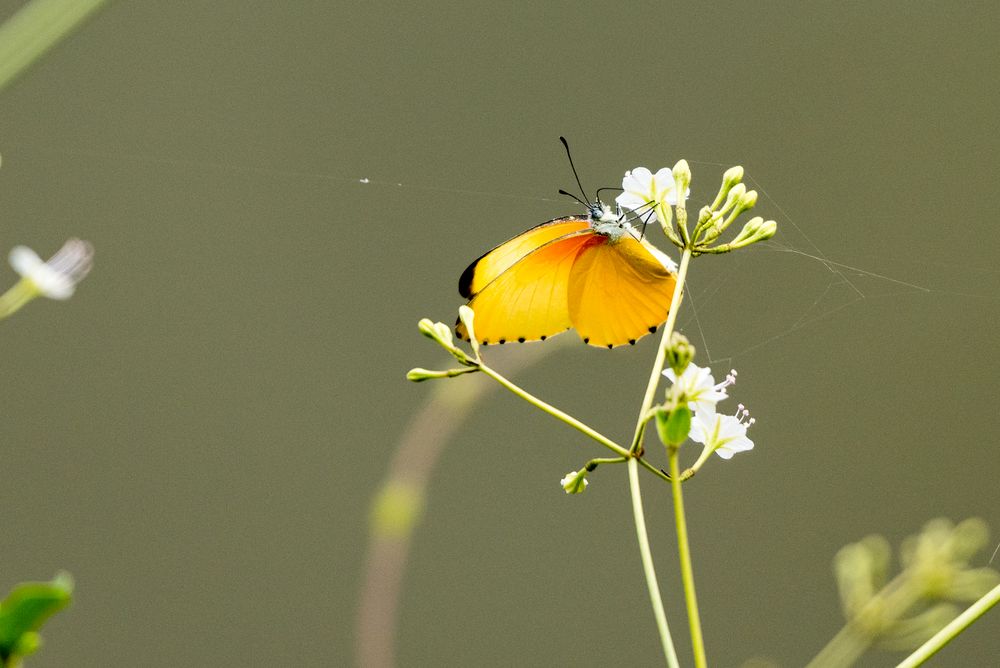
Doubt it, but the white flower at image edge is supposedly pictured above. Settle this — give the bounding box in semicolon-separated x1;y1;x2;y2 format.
688;410;755;459
9;239;94;299
662;363;732;417
616;166;687;224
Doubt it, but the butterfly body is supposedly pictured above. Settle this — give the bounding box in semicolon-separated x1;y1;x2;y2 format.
457;204;676;349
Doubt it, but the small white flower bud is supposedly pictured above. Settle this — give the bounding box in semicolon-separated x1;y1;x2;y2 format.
458;305;479;354
559;470;588;494
723;165;744;187
672;159;691;194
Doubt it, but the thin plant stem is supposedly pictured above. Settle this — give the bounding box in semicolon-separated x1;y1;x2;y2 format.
669;446;706;667
628;457;680;668
477;363;630;458
0;0;110;94
623;246;692;665
635;454;672;483
896;583;1000;668
0;280;38;320
584;456;628;469
630;248;693;454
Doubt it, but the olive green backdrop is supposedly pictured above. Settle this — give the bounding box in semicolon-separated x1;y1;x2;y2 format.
0;1;996;666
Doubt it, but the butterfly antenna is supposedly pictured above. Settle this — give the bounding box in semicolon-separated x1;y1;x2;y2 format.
559;136;594;207
621;199;657;240
558;188;590;209
595;186;623;202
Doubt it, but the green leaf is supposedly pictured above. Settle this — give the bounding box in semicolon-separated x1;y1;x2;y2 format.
0;572;72;660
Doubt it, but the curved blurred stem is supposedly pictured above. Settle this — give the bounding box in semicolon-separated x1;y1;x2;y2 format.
805;623;872;668
628;458;680;668
897;583;1000;668
0;0;110;94
806;575;914;668
356;345;553;668
669;447;706;667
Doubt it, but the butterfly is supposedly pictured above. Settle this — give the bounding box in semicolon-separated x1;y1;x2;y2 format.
455;140;677;349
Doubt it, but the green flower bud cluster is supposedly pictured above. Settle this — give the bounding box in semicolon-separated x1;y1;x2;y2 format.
832;518;999;653
664;332;695;378
407;306;481;382
676;165;776;255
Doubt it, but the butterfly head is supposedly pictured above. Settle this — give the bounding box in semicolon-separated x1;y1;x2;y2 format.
589;201;633;242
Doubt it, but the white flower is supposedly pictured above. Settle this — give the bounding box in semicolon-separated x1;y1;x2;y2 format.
560;470;588;494
616;167;688;224
663;363;736;417
9;239;93;300
688;405;755;459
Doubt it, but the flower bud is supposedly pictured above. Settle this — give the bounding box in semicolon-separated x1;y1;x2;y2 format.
720;183;746;214
756;220;777;241
418;318;440;340
736;189;758;212
407;368;445;382
458;305;479;354
672;159;691;196
665;332;695;378
723;165;744;187
733;216;764;242
559;470;588;494
433;322;454;348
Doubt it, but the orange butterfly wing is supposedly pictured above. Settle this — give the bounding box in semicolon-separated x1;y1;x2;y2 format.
456;230;601;344
458;217;591;298
567;236;676;348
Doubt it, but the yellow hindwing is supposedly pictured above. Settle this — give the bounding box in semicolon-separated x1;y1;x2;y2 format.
567;236;676;348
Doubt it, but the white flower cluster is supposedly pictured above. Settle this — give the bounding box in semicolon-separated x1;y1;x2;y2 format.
663;363;755;459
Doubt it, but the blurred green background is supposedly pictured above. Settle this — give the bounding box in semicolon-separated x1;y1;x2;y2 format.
0;1;997;666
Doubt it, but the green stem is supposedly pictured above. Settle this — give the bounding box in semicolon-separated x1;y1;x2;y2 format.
635;455;672;483
477;364;630;458
0;0;110;94
669;446;707;667
584;456;627;470
0;280;39;320
805;622;871;668
621;246;692;664
897;583;1000;668
627;458;680;668
630;248;693;454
